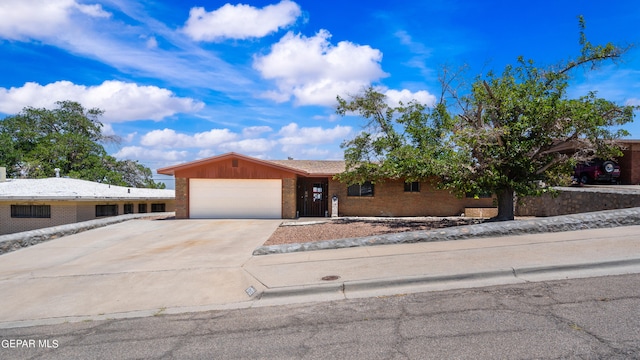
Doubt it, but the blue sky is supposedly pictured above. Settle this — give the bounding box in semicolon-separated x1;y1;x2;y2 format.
1;0;639;186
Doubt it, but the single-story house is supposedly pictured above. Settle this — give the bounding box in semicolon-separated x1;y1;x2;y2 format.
157;152;496;219
0;170;175;235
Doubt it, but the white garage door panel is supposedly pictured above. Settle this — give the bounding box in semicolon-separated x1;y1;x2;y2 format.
190;179;282;219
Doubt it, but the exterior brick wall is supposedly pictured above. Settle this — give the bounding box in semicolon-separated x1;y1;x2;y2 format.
282;178;297;219
328;178;495;217
619;143;640;185
174;177;189;219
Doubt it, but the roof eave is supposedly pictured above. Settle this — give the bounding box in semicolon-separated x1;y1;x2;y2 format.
157;152;310;176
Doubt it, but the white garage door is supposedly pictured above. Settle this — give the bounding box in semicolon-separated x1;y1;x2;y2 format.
189;179;282;219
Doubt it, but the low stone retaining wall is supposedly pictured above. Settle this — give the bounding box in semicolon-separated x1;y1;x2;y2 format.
253;207;640;255
516;186;640;217
0;212;174;255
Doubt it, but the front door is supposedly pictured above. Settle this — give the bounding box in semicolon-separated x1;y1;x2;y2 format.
297;178;328;217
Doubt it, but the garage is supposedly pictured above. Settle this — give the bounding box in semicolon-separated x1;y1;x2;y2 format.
189;179;282;219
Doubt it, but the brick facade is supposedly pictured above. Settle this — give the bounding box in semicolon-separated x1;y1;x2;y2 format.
619;142;640;185
174;177;189;219
282;177;297;219
328;178;495;217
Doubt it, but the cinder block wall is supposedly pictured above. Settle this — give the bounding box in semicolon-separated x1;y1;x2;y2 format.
516;187;640;217
328;178;495;217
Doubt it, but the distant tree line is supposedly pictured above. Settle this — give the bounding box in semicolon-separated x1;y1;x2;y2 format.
0;100;165;189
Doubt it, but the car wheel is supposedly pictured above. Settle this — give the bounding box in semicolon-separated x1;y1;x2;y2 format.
603;161;615;174
580;174;590;184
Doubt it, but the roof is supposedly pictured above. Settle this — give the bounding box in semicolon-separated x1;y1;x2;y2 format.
157;152;345;177
0;177;175;201
267;160;345;176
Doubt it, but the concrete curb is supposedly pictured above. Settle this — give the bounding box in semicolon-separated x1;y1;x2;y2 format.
0;212;174;255
253;207;640;255
258;258;640;301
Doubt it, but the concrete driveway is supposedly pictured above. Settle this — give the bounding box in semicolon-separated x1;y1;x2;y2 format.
0;219;282;326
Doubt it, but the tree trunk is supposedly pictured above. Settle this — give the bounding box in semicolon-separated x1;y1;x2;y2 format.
495;188;515;221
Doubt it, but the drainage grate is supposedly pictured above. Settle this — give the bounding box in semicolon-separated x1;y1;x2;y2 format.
321;275;340;281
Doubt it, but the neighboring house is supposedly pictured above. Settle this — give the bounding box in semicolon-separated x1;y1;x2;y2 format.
157;152;496;219
0;172;175;235
619;140;640;185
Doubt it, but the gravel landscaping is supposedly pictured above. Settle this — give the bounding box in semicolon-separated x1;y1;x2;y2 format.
264;217;488;246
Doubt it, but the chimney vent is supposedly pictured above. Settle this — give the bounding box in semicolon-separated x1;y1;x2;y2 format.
0;167;5;182
54;168;60;178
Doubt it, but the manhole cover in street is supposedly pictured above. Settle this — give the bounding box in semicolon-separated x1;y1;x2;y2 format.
321;275;340;281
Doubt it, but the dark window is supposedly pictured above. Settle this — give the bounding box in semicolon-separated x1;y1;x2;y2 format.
138;204;147;213
96;205;118;217
151;203;166;212
347;181;374;197
124;204;134;214
11;205;51;218
404;182;420;192
232;159;239;167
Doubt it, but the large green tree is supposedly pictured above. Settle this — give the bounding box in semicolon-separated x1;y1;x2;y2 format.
0;100;165;189
337;18;635;220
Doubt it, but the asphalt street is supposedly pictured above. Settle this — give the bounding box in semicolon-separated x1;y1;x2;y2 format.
1;273;638;359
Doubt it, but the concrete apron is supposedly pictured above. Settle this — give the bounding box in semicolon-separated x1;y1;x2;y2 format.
0;219;282;327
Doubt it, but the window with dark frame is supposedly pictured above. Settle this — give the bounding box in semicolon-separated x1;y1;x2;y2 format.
151;203;166;212
95;205;118;217
404;181;420;192
138;204;147;213
124;204;134;214
347;181;374;197
11;205;51;218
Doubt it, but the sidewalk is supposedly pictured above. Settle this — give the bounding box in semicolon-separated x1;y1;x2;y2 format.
245;225;640;306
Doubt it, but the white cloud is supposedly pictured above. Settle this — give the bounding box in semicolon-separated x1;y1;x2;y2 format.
183;0;301;41
219;139;277;153
75;3;110;18
625;98;640;106
0;0;252;94
140;129;192;148
242;126;273;138
113;146;189;162
299;147;329;157
0;0;110;40
193;129;239;147
123;132;138;143
145;36;158;49
384;89;437;108
141;128;239;148
253;30;387;106
278;122;352;146
196;149;216;159
0;81;204;122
